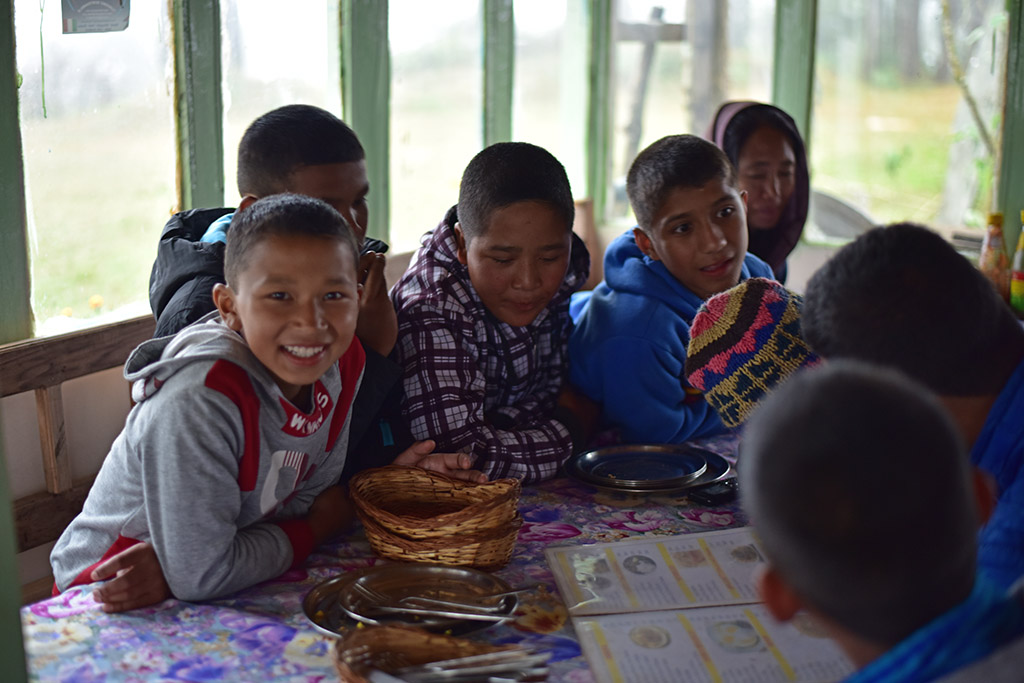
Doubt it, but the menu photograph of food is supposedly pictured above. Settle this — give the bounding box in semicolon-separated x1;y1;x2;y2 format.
546;527;765;615
546;528;855;682
574;605;854;683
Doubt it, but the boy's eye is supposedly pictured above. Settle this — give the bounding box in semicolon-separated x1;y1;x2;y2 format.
718;206;735;218
268;291;289;301
323;291;348;301
671;223;692;234
491;257;513;265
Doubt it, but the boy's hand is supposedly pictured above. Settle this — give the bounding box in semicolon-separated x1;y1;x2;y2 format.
307;485;356;546
90;542;171;613
391;440;488;483
557;384;601;443
356;252;399;357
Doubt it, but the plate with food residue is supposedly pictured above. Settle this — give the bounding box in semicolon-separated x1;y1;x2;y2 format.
304;564;518;637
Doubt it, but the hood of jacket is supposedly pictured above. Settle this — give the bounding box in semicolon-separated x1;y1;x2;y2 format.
601;230;710;320
706;101;810;272
125;313;270;404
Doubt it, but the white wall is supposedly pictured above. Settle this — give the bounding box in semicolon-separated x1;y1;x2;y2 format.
2;367;133;585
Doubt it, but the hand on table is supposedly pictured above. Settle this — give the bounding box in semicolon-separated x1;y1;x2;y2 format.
557;384;601;444
307;485;356;546
391;439;488;483
90;542;170;613
355;252;398;357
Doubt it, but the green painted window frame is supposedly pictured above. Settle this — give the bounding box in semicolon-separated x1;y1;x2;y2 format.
3;0;1024;338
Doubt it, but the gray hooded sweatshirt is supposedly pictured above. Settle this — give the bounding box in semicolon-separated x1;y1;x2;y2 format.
51;316;364;601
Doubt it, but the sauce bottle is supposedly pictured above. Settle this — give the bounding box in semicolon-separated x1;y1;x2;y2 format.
1010;210;1024;316
980;212;1010;303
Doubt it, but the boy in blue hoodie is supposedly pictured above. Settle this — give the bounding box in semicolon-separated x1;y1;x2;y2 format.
569;134;773;444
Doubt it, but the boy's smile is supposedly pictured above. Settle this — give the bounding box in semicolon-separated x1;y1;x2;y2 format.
214;233;360;404
634;179;749;301
455;201;572;327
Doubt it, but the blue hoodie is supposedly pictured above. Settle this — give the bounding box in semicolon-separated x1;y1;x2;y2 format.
569;230;774;444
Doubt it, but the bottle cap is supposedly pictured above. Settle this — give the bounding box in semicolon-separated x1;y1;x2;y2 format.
989;212;1004;227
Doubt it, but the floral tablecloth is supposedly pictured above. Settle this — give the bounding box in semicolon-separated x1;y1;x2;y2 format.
22;435;744;682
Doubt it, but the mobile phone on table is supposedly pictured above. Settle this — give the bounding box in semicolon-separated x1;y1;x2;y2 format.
687;478;738;506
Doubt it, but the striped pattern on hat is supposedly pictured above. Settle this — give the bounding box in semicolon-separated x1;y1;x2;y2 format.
685;277;819;427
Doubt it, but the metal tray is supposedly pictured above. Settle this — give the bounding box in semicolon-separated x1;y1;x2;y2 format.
303;564;517;636
567;443;729;493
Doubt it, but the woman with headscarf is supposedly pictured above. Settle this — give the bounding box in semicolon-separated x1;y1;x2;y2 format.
707;102;810;283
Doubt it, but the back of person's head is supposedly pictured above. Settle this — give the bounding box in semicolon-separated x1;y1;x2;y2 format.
237;104;364;197
741;360;977;647
719;104;802;168
224;193;359;288
456;142;574;240
802;222;1023;396
626;134;737;231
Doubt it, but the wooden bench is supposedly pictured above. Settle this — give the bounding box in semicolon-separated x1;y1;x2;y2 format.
0;315;155;603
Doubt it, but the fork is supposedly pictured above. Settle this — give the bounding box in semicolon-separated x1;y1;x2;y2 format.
351;581;509;621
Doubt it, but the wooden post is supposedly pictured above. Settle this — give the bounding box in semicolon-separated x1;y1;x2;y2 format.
341;0;390;242
0;0;32;344
173;0;224;211
483;0;514;145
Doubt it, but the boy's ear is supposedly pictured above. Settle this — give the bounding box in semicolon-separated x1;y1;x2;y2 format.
454;222;469;266
212;282;243;332
739;189;748;208
972;467;998;527
755;563;804;623
237;195;259;212
633;228;659;261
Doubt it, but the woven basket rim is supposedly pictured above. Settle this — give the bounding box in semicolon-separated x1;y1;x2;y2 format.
349;466;521;533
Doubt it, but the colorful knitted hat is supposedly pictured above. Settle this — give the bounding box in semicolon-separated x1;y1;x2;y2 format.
685;278;820;427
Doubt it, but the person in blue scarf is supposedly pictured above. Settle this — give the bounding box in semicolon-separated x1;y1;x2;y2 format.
741;361;1024;682
802;222;1024;590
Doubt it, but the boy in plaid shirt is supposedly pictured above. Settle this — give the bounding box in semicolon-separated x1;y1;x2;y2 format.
391;143;592;483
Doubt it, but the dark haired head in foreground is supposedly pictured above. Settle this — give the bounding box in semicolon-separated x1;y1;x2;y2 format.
742;361;1024;680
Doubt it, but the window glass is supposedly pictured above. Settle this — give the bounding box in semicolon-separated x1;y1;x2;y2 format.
220;0;343;202
389;0;483;252
809;0;1007;243
14;0;176;335
512;0;588;197
607;0;776;222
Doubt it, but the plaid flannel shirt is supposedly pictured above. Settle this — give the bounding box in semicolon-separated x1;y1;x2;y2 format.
391;212;590;483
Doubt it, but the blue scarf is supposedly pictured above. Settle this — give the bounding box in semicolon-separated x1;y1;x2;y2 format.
846;579;1024;683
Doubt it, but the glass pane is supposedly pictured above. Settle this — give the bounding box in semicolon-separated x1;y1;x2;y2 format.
220;0;343;201
607;0;777;223
512;0;588;197
809;0;1007;243
389;0;483;252
15;1;176;335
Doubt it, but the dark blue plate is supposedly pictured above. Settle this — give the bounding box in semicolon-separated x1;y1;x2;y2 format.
567;444;713;491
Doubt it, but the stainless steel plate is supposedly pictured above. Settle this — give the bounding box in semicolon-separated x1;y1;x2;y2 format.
567;444;730;493
303;564;517;636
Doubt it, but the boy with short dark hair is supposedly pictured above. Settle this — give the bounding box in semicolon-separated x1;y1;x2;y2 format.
53;194;366;602
391;142;591;483
149;104;406;473
801;222;1024;589
742;361;1024;682
569;134;774;444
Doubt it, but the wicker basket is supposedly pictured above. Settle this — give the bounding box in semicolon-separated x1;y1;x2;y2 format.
349;466;522;569
334;624;517;683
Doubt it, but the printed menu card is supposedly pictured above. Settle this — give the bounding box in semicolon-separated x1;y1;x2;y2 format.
545;527;855;683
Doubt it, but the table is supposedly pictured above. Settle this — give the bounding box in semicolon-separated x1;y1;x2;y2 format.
22;435;744;682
